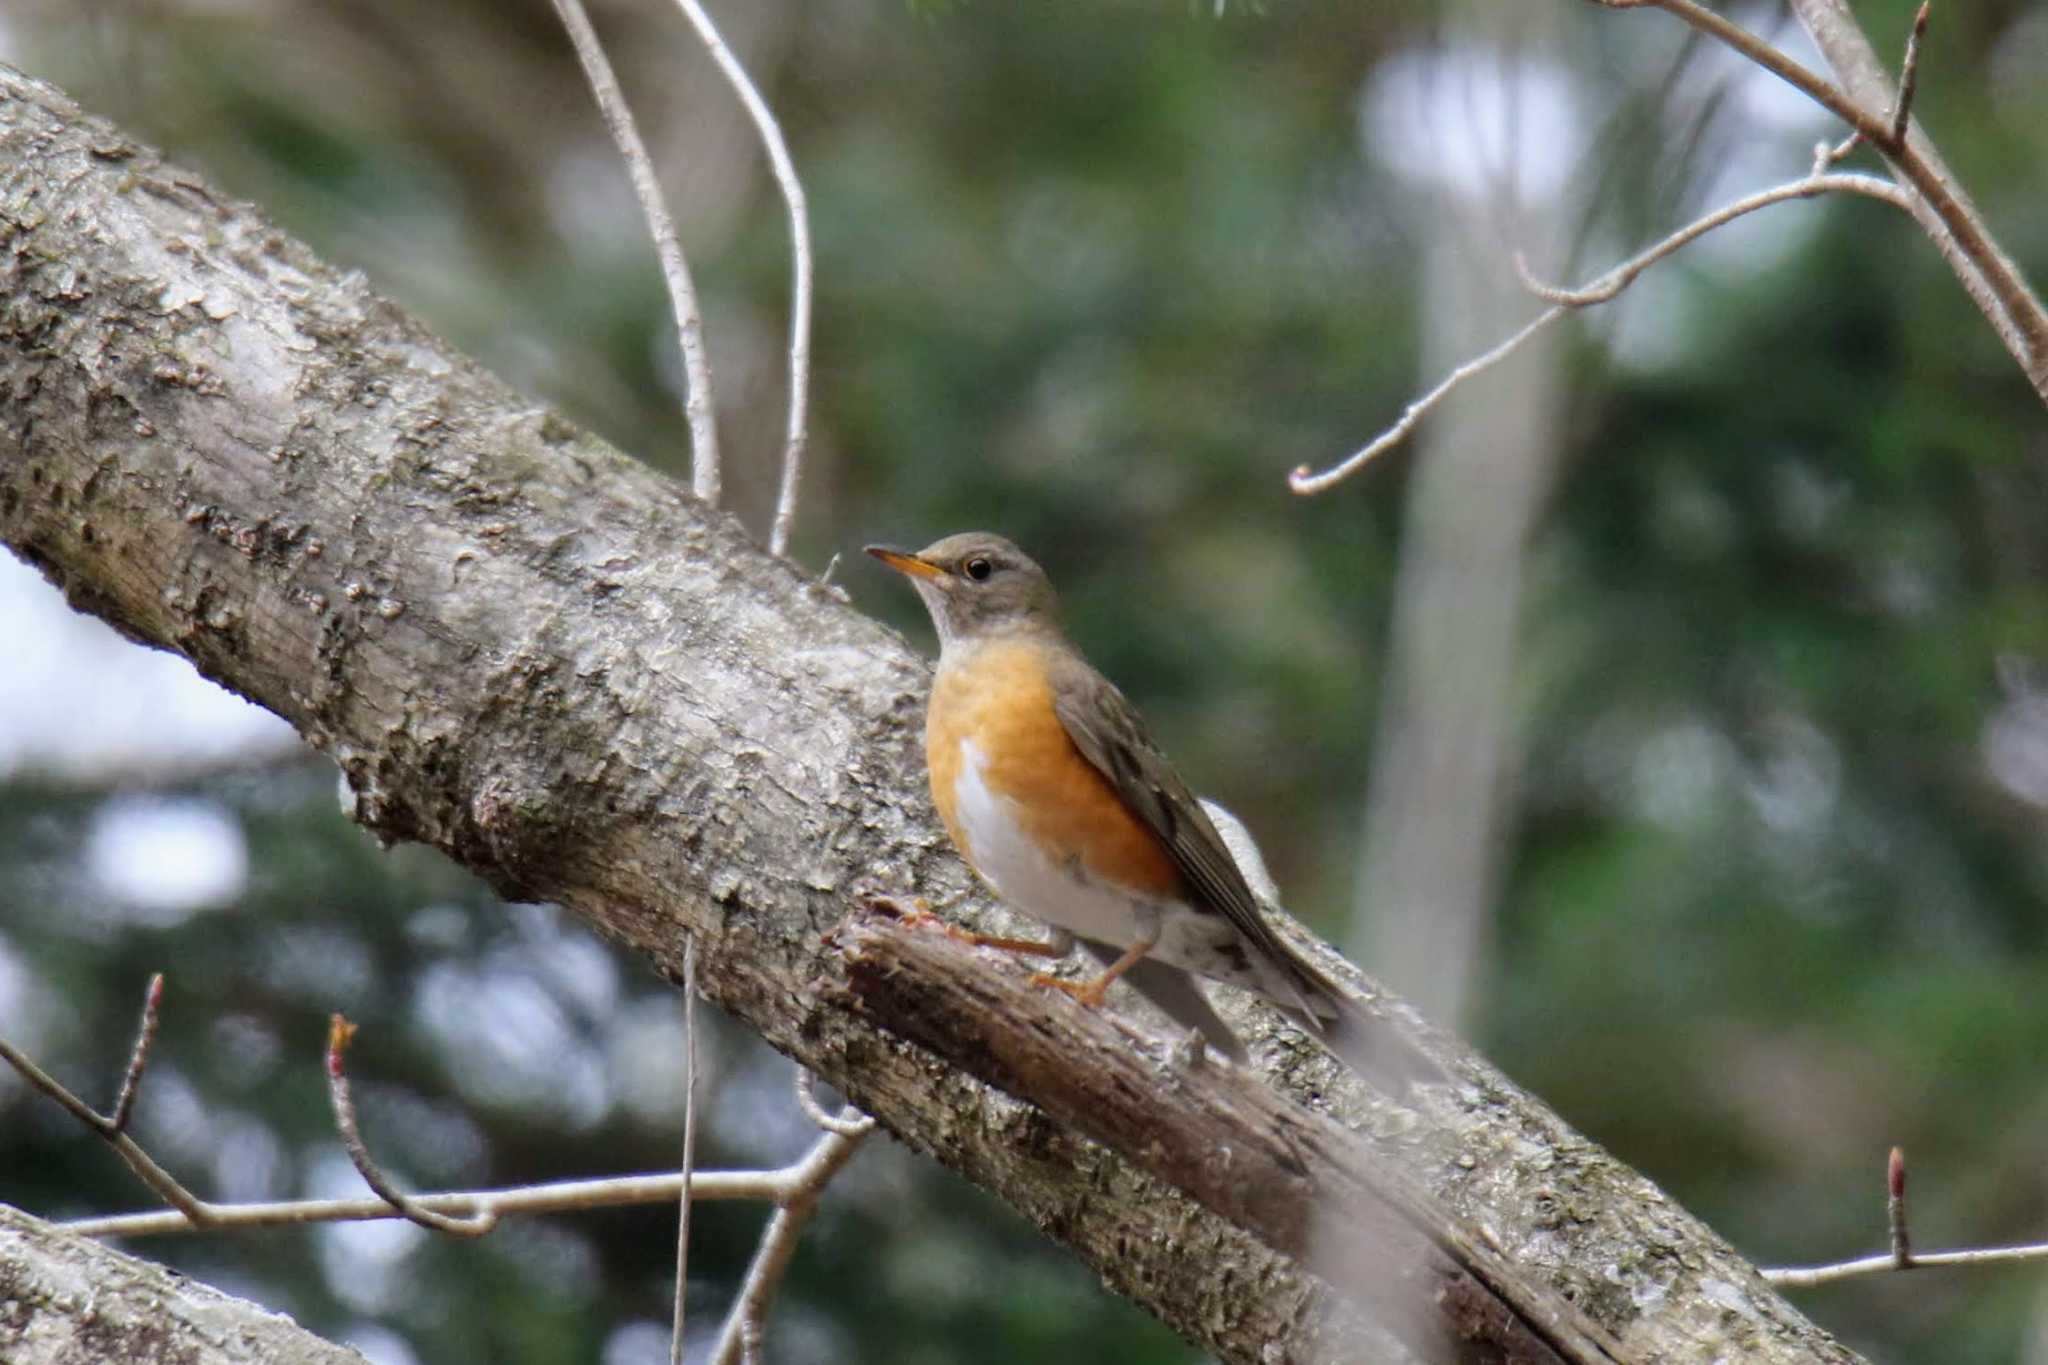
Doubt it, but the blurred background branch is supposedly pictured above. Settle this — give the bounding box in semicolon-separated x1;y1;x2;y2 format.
0;975;872;1358
1351;2;1569;1032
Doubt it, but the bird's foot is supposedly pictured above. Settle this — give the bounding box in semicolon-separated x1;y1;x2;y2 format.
1030;971;1111;1008
859;890;936;924
860;890;976;940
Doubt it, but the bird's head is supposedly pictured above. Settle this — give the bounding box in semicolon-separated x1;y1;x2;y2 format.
865;532;1062;650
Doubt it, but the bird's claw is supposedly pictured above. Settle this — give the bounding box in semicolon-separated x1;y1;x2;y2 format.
1030;972;1109;1008
861;890;938;926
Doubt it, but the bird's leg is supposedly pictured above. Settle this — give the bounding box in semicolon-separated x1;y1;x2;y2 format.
865;889;1078;959
1033;911;1159;1009
869;889;1027;944
969;925;1075;960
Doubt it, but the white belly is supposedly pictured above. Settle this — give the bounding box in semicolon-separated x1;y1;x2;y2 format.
953;739;1159;945
950;737;1281;999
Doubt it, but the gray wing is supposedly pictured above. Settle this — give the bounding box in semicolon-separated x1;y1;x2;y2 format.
1048;655;1334;1020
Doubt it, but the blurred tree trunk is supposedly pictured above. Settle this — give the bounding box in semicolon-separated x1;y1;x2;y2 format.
0;63;1868;1365
1356;5;1565;1027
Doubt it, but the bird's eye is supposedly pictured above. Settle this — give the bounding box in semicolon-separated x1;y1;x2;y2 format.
963;556;993;582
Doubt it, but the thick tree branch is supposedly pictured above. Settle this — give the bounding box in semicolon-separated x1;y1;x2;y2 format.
836;910;1623;1365
0;1205;367;1365
0;64;1864;1364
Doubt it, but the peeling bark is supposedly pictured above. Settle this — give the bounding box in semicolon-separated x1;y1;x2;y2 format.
837;909;1624;1365
0;64;1866;1364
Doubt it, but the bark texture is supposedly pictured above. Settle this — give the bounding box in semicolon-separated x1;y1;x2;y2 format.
838;910;1623;1365
0;63;1866;1364
0;1205;366;1365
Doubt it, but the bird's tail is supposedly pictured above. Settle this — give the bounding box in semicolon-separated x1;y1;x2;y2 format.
1304;988;1447;1094
1081;939;1251;1065
1271;940;1447;1094
1198;798;1447;1092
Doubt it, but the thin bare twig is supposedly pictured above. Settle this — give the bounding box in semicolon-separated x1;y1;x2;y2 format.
793;1067;872;1138
0;979;215;1226
672;937;701;1365
1889;2;1931;152
326;1015;495;1237
4;991;785;1241
1789;0;2046;383
1766;1240;2048;1289
107;972;164;1135
668;0;813;557
26;999;829;1246
1291;168;1910;494
709;1106;874;1365
1;984;510;1246
1514;170;1910;307
1289;308;1560;494
64;1168;795;1240
1593;0;1869;131
1763;1145;2048;1288
1812;133;1860;176
14;973;875;1356
1887;1144;1910;1266
550;0;723;504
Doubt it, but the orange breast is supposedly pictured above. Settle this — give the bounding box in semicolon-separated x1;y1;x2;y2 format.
926;638;1183;899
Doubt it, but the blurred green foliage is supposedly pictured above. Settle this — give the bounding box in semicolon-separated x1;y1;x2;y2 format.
3;0;2046;1361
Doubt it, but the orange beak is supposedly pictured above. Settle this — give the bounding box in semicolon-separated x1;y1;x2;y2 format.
864;545;945;580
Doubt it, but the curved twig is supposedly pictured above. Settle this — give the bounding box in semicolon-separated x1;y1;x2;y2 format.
709;1121;874;1365
1292;168;1910;494
550;0;723;503
326;1015;496;1237
1289;307;1562;494
793;1067;875;1139
669;0;813;556
1514;170;1909;307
